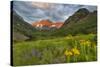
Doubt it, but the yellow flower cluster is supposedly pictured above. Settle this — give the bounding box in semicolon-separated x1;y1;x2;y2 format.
66;35;73;39
64;50;73;56
71;48;80;55
64;48;80;56
80;40;91;46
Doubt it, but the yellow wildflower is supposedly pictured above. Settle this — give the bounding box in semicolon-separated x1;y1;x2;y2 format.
80;40;85;42
66;37;71;39
71;48;80;55
66;35;73;39
85;40;91;46
80;40;86;44
80;40;91;46
64;50;73;56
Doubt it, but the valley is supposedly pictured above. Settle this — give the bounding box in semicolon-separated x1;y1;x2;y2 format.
12;7;97;66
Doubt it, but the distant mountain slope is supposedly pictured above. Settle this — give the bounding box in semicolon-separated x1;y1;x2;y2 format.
32;20;64;30
32;19;53;30
32;19;52;27
51;8;97;36
12;11;37;41
63;8;89;27
64;11;97;34
53;22;64;29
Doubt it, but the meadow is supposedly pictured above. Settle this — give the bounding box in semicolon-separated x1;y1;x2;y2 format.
13;34;97;66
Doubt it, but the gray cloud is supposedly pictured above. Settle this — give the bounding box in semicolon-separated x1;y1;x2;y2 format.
13;1;97;23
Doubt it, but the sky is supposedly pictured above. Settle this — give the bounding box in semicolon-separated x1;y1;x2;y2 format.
13;1;97;24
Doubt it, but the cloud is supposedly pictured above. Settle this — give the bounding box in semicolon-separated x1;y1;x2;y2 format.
13;1;97;23
31;2;52;9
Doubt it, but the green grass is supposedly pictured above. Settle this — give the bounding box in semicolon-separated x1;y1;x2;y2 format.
13;34;97;66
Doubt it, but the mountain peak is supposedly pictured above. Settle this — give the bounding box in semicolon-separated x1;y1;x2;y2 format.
39;19;53;25
39;19;52;23
76;8;89;13
32;19;64;30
